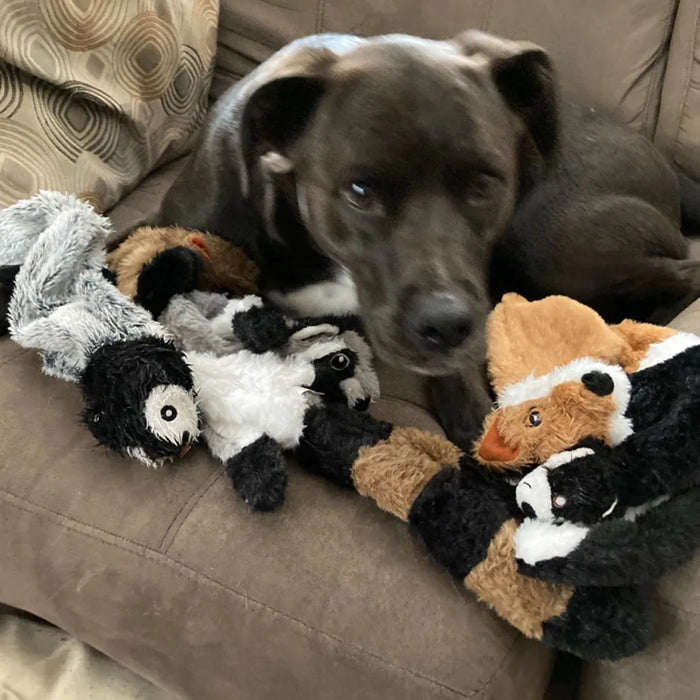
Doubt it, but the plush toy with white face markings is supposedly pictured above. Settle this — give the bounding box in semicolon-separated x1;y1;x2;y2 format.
513;333;700;588
150;289;380;511
0;192;200;467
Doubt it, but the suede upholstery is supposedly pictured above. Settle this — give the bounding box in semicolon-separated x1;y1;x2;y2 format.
2;1;700;698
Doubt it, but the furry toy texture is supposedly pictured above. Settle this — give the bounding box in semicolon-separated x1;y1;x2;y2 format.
298;404;651;660
0;192;199;467
106;225;259;313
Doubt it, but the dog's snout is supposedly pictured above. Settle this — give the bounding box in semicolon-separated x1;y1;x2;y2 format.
409;293;473;350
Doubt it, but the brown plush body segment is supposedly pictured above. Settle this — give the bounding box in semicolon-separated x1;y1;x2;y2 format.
106;226;259;298
465;519;574;638
352;428;462;521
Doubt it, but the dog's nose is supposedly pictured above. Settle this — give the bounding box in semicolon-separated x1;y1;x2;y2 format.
410;293;473;350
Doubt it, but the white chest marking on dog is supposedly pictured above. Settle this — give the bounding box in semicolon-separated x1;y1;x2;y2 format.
267;269;359;316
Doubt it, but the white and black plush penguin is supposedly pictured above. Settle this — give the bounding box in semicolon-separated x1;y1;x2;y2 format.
151;290;380;511
515;333;700;587
0;192;200;467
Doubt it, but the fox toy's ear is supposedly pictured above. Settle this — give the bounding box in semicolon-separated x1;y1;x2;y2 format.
452;30;559;162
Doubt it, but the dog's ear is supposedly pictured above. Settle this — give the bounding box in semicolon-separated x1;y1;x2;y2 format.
452;30;559;161
237;46;338;197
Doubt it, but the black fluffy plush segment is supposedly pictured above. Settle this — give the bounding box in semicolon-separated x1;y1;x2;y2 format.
135;246;203;318
408;464;512;579
296;403;392;488
519;487;700;587
0;265;20;337
225;434;287;512
545;346;700;522
80;336;193;461
542;585;652;661
231;304;291;353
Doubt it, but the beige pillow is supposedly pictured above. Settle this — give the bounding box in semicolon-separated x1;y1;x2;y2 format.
0;0;219;212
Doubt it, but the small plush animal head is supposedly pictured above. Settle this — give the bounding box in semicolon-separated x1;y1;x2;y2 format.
80;337;200;467
289;318;380;410
475;359;633;470
515;446;620;524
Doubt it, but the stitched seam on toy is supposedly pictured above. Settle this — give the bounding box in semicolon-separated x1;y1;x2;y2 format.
0;488;485;698
0;347;29;369
160;468;226;552
670;0;700;165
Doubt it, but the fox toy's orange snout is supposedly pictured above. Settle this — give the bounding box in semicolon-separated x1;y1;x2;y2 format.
478;413;520;463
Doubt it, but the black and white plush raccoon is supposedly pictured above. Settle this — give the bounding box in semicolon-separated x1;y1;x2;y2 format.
154;290;380;511
0;192;200;467
515;333;700;587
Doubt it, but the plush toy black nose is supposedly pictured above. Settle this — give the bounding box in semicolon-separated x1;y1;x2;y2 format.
581;371;614;396
410;293;473;350
520;502;536;519
354;397;371;412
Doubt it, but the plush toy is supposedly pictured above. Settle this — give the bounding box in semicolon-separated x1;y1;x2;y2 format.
0;192;200;467
138;285;380;511
106;225;259;317
474;293;676;469
296;404;651;660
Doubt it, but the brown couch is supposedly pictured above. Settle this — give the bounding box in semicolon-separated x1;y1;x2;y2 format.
2;1;700;698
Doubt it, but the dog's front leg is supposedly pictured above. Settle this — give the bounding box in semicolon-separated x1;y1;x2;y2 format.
429;367;492;452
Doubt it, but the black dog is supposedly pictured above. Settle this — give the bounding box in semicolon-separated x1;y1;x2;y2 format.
157;31;700;449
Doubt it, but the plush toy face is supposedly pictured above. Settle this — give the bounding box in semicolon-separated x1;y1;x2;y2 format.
80;337;200;467
476;360;633;470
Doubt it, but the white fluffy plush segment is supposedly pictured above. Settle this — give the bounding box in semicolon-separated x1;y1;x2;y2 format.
144;384;199;446
637;332;700;371
187;350;318;462
514;519;590;565
498;358;633;446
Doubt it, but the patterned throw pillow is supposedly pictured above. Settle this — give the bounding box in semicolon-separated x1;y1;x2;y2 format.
0;0;219;212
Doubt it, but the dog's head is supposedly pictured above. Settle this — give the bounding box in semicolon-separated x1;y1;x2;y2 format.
239;31;559;375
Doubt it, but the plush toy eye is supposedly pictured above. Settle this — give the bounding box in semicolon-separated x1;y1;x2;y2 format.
92;413;101;423
528;410;541;427
161;405;178;422
330;352;350;371
341;182;385;216
552;494;567;509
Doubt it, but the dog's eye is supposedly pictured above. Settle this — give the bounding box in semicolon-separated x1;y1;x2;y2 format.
528;410;541;427
330;352;351;371
341;182;385;215
466;172;498;202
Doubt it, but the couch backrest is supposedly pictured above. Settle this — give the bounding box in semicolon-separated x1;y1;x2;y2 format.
215;0;677;139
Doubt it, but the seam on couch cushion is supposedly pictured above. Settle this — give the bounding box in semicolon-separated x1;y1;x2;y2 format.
639;1;679;136
654;597;700;621
0;485;521;699
0;347;29;370
315;0;326;32
670;0;700;164
159;468;225;552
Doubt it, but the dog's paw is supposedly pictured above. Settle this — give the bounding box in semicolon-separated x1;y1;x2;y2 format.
232;305;291;353
135;246;203;318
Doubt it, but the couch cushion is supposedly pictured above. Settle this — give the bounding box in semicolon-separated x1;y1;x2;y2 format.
655;0;700;180
218;0;676;136
0;338;554;699
0;0;218;212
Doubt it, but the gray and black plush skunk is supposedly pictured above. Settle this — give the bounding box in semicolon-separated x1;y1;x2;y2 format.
0;191;199;467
